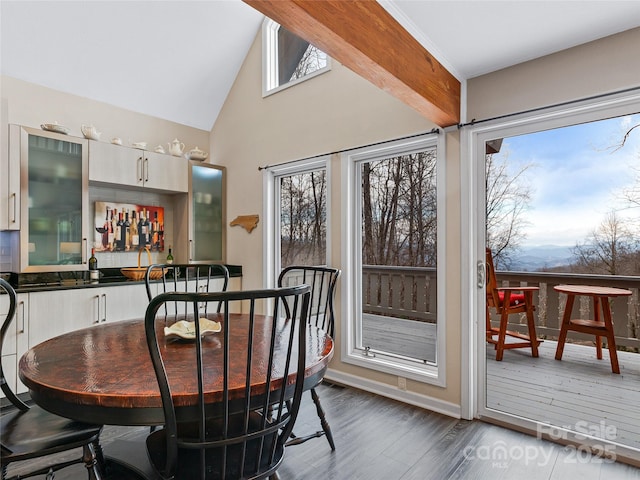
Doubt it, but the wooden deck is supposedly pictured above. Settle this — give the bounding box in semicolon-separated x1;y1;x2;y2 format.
362;313;640;454
487;339;640;453
362;313;436;363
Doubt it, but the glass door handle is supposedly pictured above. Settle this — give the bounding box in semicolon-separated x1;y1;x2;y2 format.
477;261;485;289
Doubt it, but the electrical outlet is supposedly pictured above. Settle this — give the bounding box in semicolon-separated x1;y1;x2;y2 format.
398;376;407;391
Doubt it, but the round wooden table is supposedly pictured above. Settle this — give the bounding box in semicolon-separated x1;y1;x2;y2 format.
19;313;334;426
553;284;631;374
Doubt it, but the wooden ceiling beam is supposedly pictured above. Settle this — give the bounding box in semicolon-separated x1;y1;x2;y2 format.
244;0;461;127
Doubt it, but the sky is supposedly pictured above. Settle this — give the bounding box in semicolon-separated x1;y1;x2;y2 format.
495;112;640;247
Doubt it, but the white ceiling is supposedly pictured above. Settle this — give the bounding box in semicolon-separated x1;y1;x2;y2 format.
2;1;640;130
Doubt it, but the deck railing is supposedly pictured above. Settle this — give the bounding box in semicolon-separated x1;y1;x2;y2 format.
362;265;640;351
362;265;436;322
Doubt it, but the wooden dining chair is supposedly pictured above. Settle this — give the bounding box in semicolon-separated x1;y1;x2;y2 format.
0;278;105;480
146;263;230;318
144;285;311;480
485;248;542;361
278;265;340;450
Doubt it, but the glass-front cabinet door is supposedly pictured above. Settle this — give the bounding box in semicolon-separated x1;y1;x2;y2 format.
14;125;89;272
189;163;225;262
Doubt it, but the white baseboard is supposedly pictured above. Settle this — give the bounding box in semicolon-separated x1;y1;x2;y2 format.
324;369;461;419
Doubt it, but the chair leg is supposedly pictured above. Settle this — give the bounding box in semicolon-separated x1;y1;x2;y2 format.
92;439;106;479
311;387;335;451
285;388;335;450
82;442;102;480
495;310;509;361
525;299;539;358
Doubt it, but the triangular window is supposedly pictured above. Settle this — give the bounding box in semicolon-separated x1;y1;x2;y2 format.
263;20;330;95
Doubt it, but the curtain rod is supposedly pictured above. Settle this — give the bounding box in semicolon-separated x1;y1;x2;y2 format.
457;85;640;129
258;127;440;171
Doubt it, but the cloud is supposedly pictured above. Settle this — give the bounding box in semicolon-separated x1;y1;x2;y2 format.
496;113;640;246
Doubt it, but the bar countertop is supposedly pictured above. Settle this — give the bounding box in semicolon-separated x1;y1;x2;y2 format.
0;265;242;293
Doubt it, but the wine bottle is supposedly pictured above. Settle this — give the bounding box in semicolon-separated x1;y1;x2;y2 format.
110;208;118;251
130;210;139;247
102;207;110;248
141;208;150;247
124;210;131;250
148;210;155;250
152;211;159;249
166;246;174;265
117;212;125;251
89;247;99;280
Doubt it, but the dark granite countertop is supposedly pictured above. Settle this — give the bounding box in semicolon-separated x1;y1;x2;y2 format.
0;265;242;293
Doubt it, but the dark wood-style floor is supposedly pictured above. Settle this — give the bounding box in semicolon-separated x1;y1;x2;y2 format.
5;382;640;480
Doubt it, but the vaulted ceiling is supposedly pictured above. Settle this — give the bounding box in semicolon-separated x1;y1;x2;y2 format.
2;1;639;130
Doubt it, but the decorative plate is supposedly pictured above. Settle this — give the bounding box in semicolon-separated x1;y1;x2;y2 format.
164;318;221;341
41;123;70;135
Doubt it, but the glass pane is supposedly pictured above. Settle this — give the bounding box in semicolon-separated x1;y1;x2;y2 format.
28;134;83;266
192;165;223;261
276;25;327;88
484;112;640;452
359;148;438;364
279;169;326;269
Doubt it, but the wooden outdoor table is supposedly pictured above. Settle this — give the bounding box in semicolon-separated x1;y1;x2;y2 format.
553;284;631;374
19;313;333;426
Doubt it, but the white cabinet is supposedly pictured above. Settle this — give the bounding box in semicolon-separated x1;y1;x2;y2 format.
1;100;20;230
1;292;29;396
89;141;188;193
27;283;149;349
28;289;99;347
102;283;150;323
10;125;90;273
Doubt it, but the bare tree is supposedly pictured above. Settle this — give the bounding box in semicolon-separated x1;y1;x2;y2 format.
485;150;533;269
571;211;637;275
361;149;437;267
280;170;326;268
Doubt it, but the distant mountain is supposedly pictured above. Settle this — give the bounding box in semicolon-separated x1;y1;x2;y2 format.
508;245;574;271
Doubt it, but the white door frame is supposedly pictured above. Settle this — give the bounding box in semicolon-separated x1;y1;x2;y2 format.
461;89;640;454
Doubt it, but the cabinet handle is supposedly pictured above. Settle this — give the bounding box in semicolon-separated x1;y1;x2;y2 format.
189;239;193;262
101;293;107;322
18;300;25;333
10;192;17;224
144;157;149;183
95;295;101;324
82;238;88;264
138;156;143;182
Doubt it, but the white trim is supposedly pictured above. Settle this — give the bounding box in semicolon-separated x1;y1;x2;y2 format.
462;89;640;426
325;369;461;419
340;133;446;387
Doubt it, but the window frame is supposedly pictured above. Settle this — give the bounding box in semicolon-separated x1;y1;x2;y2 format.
341;133;447;386
261;19;332;97
263;156;331;288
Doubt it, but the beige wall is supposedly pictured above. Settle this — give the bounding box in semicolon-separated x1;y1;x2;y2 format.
1;76;209;150
467;27;640;121
210;31;463;408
